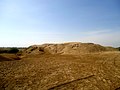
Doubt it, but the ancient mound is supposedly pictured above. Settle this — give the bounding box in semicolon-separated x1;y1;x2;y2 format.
22;42;117;56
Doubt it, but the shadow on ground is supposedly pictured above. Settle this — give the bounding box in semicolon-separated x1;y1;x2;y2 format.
0;55;21;62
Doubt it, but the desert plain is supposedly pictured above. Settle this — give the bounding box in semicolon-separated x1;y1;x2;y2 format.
0;42;120;90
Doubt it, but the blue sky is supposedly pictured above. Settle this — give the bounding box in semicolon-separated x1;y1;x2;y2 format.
0;0;120;47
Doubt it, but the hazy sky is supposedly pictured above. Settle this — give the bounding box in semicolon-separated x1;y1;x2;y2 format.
0;0;120;47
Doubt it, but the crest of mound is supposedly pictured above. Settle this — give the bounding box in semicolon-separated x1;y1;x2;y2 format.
23;42;113;55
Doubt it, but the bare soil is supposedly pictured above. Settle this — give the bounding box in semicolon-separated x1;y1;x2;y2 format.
0;51;120;90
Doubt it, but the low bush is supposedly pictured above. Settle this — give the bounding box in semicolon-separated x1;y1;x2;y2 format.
8;48;19;53
0;49;8;53
118;47;120;51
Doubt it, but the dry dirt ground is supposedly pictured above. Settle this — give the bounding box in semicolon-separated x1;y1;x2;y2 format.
0;51;120;90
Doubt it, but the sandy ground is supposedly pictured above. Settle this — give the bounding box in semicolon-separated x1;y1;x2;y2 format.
0;52;120;90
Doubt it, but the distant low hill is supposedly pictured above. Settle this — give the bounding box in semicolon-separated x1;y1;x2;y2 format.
22;42;118;56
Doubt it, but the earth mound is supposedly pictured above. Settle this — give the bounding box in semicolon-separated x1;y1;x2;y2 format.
22;42;117;56
0;42;120;90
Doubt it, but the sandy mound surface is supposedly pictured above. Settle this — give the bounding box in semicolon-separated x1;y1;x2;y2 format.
22;42;118;56
23;42;113;56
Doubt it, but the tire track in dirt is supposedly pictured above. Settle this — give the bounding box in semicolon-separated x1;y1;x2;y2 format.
48;75;95;90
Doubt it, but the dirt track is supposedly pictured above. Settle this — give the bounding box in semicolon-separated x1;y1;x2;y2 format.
0;52;120;90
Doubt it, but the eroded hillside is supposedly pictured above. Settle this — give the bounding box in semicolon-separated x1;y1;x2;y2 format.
22;42;118;56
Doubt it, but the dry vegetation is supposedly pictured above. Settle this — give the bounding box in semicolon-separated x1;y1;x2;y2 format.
0;42;120;90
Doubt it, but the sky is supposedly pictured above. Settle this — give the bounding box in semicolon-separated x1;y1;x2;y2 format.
0;0;120;47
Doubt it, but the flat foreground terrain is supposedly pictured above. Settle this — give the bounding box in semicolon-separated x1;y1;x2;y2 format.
0;52;120;90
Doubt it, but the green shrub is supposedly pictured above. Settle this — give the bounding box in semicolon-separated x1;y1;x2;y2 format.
8;48;19;53
0;49;8;53
118;47;120;51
